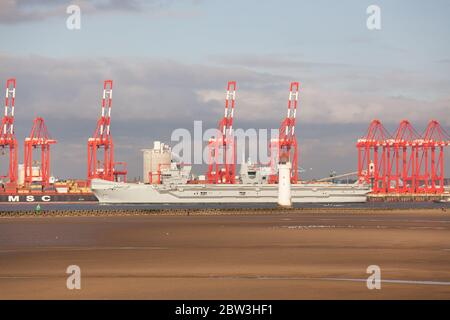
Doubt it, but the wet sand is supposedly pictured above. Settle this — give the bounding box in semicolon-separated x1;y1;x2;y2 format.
0;208;449;299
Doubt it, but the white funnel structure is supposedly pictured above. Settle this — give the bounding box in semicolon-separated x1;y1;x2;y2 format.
278;162;292;207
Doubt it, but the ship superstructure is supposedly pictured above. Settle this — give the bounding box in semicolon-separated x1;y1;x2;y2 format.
92;80;370;204
91;145;369;204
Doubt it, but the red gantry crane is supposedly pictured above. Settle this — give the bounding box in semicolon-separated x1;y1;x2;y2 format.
358;119;450;194
269;82;300;184
207;81;237;184
87;80;127;182
357;119;391;193
24;117;57;188
387;120;421;193
416;120;450;194
0;78;18;187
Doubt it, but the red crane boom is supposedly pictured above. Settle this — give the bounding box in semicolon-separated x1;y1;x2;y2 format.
0;78;18;185
87;80;127;182
24;117;57;188
269;82;300;184
207;81;237;184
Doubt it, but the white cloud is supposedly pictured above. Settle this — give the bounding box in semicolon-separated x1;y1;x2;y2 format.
0;0;183;24
1;54;449;179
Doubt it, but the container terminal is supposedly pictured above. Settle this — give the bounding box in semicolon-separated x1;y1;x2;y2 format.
0;78;449;204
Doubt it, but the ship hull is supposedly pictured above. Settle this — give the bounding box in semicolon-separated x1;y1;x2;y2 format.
0;193;98;203
91;179;369;204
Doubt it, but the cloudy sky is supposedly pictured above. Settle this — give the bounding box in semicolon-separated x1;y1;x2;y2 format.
0;0;449;180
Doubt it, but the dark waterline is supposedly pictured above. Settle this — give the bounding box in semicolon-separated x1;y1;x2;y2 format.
0;201;449;212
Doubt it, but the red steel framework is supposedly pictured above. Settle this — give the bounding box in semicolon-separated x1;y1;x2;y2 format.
207;81;237;184
268;82;300;184
357;119;450;194
24;117;57;187
387;120;421;193
416;120;450;193
357;120;391;193
0;78;18;184
87;80;127;182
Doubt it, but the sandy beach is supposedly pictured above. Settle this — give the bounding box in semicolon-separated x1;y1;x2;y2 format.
0;208;449;299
